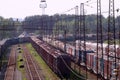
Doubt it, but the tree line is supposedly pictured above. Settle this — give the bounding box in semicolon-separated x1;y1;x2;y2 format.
0;16;22;40
22;14;120;35
0;14;120;40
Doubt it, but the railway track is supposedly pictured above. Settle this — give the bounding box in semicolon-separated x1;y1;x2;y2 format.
4;45;16;80
22;45;42;80
71;62;103;80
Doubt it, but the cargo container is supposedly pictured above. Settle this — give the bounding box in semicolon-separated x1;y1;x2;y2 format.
117;47;120;58
58;41;64;50
105;45;119;56
66;44;75;57
86;53;91;70
30;37;71;79
79;50;93;66
86;53;95;70
101;56;114;79
92;55;101;75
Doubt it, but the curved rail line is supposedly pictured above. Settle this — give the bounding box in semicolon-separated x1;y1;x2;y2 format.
23;45;41;80
4;45;16;80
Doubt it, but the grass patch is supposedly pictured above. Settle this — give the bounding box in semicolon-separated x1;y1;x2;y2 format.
26;43;60;80
1;47;11;66
104;39;120;44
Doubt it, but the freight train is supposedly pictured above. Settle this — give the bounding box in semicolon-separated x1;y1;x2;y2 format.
43;37;120;80
0;36;30;75
0;37;30;59
30;36;71;79
0;35;71;79
1;35;119;79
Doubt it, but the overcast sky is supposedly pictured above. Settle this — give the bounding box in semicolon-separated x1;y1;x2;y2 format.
0;0;119;19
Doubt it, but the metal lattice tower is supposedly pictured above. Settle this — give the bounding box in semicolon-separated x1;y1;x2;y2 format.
80;3;85;43
80;3;86;54
40;0;47;15
108;0;115;40
108;0;117;79
97;0;102;36
74;6;79;48
75;5;79;38
97;0;104;79
80;3;87;79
